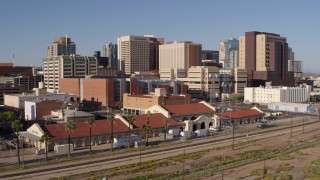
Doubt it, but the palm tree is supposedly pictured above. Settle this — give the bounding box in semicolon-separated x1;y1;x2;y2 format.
86;117;95;153
146;111;151;124
126;114;135;148
64;120;76;157
163;118;170;143
11;119;23;165
41;132;52;162
142;124;152;146
107;114;116;152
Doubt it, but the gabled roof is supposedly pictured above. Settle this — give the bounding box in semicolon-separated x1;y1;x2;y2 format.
163;103;214;116
43;119;128;141
123;113;183;130
219;109;263;119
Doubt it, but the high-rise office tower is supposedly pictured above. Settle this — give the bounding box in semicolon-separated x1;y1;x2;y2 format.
117;35;163;74
219;38;239;69
288;47;295;60
159;41;202;70
201;50;219;61
43;55;97;92
47;36;76;57
239;31;294;87
103;43;118;68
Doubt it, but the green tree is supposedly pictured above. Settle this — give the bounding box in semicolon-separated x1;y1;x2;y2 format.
126;113;135;148
11;119;23;165
64;120;76;157
0;112;4;122
163;118;170;143
142;124;152;146
86;117;95;153
41;132;52;162
115;101;123;110
107;114;116;151
0;111;16;122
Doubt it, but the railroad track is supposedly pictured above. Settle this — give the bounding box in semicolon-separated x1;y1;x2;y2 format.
0;118;319;179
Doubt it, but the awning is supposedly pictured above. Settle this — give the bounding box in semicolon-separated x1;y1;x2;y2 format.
19;131;41;141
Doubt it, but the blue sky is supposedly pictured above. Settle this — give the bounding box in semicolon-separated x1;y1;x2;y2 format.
0;0;319;73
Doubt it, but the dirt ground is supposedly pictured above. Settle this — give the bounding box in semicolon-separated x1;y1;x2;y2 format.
111;125;320;180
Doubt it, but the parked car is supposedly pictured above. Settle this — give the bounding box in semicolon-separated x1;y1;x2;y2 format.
209;126;219;132
257;123;269;129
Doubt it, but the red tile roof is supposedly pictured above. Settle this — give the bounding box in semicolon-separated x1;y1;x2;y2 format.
123;113;183;130
43;119;129;141
163;103;214;116
219;109;263;119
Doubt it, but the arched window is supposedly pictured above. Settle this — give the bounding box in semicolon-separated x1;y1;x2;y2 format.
193;124;197;132
191;116;196;120
209;122;213;127
201;122;206;129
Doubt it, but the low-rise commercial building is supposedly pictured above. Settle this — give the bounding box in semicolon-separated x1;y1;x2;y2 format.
59;77;128;107
244;85;311;104
24;100;63;120
123;88;190;115
214;108;264;128
147;101;216;132
20;113;182;150
268;102;317;113
4;89;76;110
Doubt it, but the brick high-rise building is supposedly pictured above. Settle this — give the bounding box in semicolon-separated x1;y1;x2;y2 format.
239;31;294;87
159;41;202;70
117;35;163;74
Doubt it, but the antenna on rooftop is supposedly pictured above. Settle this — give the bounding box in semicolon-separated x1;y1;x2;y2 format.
12;53;15;67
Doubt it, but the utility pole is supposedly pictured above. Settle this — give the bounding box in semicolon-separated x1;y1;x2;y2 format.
290;113;293;137
263;159;267;180
182;149;185;180
221;169;224;180
302;116;305;134
139;128;142;166
232;122;235;150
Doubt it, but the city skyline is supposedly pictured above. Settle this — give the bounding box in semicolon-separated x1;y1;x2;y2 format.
0;0;319;73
